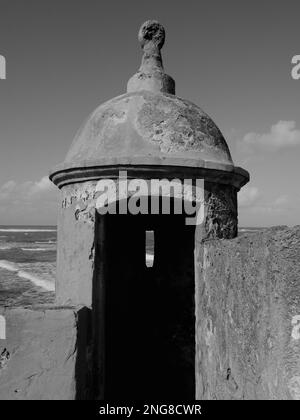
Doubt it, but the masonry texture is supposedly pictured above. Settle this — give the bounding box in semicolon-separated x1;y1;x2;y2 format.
0;307;79;400
195;226;300;400
63;91;233;166
1;227;299;399
0;20;263;399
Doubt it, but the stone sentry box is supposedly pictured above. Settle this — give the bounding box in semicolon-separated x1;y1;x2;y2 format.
49;21;249;399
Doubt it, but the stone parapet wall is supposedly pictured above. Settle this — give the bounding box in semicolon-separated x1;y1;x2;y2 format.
195;226;300;400
0;306;88;400
2;226;300;400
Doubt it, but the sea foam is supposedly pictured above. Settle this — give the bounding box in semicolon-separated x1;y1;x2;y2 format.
0;260;19;272
0;229;56;233
35;241;56;244
21;248;51;252
17;271;55;292
0;260;55;292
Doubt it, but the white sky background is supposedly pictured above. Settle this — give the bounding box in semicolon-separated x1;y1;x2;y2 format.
0;0;299;227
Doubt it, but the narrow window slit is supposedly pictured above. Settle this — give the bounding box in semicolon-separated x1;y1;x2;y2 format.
146;230;154;267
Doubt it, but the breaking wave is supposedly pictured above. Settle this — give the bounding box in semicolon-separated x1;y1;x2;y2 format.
0;260;55;292
21;248;51;252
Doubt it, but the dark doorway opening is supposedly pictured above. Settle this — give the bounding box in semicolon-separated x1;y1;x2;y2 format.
93;209;195;400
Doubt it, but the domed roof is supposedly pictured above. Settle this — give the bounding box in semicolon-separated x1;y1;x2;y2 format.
64;90;233;167
50;20;249;189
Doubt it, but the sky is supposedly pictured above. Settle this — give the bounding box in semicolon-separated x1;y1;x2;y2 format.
0;0;299;226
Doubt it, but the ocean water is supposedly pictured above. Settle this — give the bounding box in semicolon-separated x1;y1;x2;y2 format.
0;225;263;307
0;226;57;307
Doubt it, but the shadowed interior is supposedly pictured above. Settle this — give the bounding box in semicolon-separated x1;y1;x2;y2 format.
93;203;195;399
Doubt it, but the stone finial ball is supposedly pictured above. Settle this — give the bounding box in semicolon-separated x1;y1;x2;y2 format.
138;20;165;50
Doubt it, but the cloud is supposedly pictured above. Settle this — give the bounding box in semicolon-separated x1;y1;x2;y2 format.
0;176;59;224
0;180;17;199
272;195;289;207
0;176;55;200
239;184;292;214
238;120;300;153
238;193;297;227
239;189;291;215
28;176;53;195
238;186;260;208
251;196;289;214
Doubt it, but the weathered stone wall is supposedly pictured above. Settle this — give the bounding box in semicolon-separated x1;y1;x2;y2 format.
203;181;237;240
195;226;300;400
56;182;96;307
56;179;238;307
0;306;85;400
2;227;300;400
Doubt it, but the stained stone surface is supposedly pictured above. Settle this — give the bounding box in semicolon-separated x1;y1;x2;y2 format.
195;226;300;400
61;91;233;169
203;182;238;239
54;178;238;306
0;307;79;400
56;190;95;307
1;227;300;400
